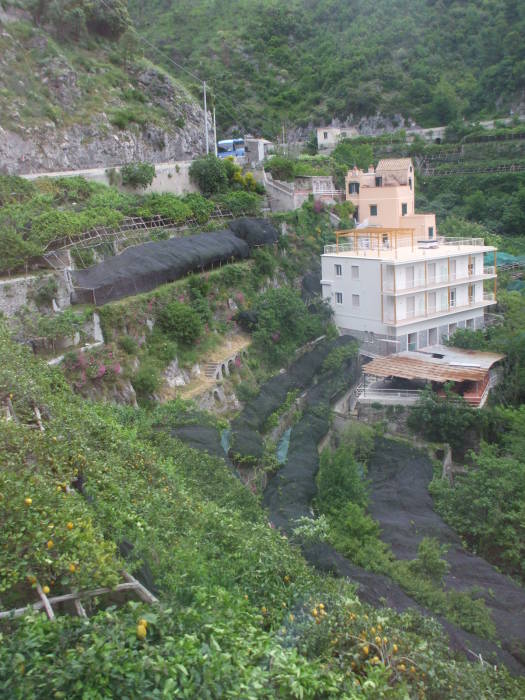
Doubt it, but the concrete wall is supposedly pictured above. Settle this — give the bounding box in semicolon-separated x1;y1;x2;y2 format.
322;256;384;334
23;160;199;196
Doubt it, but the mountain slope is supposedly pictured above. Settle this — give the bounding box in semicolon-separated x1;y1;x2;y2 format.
0;2;210;173
129;0;525;136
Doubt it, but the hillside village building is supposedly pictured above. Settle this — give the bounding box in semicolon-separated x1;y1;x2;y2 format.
321;158;497;355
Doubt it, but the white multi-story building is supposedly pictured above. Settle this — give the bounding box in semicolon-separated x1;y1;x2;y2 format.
321;227;497;354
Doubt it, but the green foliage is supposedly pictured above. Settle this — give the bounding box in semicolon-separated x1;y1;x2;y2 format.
408;538;450;585
215;190;261;216
252;248;276;279
317;446;368;513
430;409;525;584
157;301;202;345
0;175;36;206
128;0;525;132
252;287;325;366
0;327;524;696
120;162;156;189
30;276;58;307
30;0;130;40
332;141;374;171
189;155;228;196
118;335;139;355
265;156;295;181
407;387;478;451
132;360;161;400
136;192;191;221
321;342;358;373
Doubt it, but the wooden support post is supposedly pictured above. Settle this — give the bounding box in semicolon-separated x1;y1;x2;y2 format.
36;583;55;620
380;265;384;323
33;404;45;432
6;397;19;423
74;599;87;618
122;571;158;604
494;250;497;296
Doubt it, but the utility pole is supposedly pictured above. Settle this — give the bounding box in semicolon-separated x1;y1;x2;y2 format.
203;81;209;155
212;104;218;157
282;123;285;154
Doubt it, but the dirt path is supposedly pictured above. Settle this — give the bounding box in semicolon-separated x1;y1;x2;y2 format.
367;438;525;668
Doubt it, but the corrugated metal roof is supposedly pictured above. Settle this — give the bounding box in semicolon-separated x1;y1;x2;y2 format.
363;353;501;383
376;158;413;171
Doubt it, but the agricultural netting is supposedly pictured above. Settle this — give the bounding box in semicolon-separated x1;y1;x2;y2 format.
486;251;525;267
261;388;525;672
262;356;359;531
230;335;357;461
72;218;279;305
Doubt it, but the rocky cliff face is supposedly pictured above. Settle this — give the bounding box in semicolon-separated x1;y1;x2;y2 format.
0;7;211;174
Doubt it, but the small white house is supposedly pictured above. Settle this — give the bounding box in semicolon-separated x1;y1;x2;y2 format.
317;126;358;149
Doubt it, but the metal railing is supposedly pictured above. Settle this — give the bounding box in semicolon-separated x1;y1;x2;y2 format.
442;237;486;247
324;236;490;256
384;295;495;324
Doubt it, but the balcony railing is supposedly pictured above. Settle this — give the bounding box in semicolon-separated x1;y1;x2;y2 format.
442;237;486;247
384;294;496;325
383;267;496;293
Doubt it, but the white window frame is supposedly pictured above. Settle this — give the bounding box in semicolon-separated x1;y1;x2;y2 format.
335;292;343;304
352;294;360;307
351;265;359;280
335;264;342;277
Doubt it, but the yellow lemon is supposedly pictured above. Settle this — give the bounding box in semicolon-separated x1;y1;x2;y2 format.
136;624;147;640
24;497;32;506
47;540;54;549
69;564;76;573
362;645;369;656
42;585;50;595
392;643;399;653
66;522;74;530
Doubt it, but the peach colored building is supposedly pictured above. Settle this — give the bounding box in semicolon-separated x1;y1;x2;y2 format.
345;158;436;240
322;159;498;356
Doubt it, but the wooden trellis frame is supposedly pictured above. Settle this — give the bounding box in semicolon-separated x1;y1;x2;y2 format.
42;209;237;270
0;572;158;621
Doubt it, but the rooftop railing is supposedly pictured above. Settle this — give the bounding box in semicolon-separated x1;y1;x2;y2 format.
442;237;486;247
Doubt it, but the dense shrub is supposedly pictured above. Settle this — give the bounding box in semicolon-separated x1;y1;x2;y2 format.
136;192;191;221
132;360;161;399
407;387;478;451
215;190;261;216
189;155;228;195
265;156;295;181
121;162;156;189
157;301;202;345
252;287;325;366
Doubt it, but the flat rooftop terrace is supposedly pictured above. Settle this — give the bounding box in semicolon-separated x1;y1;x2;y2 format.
323;228;496;261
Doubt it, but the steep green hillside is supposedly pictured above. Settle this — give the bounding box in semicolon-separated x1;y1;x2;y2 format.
0;0;208;172
129;0;525;135
2;326;525;697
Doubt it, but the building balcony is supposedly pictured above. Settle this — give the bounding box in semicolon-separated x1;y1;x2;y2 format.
383;293;496;327
382;267;497;295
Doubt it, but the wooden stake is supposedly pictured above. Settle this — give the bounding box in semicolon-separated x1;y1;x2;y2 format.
36;583;55;620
